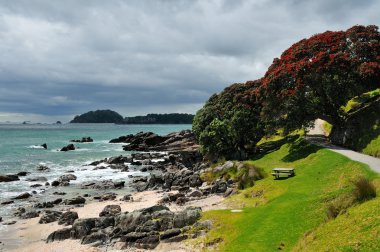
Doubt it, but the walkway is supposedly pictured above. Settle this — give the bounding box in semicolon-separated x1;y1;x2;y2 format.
305;119;380;173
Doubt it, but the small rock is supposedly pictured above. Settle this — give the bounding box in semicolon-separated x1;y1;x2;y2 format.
39;211;62;224
36;165;50;172
41;143;48;149
17;171;30;176
60;144;75;152
3;221;17;225
64;196;85;205
0;175;20;182
1;200;14;205
99;205;121;217
20;211;39;219
30;184;42;188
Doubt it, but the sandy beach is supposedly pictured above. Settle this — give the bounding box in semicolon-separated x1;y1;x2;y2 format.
1;190;225;252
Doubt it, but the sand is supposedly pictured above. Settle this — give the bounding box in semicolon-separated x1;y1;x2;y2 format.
0;190;225;252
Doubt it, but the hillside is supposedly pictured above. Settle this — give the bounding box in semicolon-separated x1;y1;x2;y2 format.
194;137;379;251
70;109;124;123
124;113;194;124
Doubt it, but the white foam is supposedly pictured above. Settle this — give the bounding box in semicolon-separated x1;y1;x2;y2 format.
27;145;44;149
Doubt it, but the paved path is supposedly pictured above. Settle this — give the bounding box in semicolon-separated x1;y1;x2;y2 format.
305;119;380;173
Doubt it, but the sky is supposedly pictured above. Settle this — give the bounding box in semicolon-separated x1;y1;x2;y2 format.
0;0;379;123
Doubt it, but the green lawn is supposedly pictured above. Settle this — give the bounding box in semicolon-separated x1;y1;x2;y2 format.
195;139;379;251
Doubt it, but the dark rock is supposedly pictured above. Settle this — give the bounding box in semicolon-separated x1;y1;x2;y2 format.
70;218;97;239
39;210;62;224
107;155;132;164
14;207;26;217
34;198;62;208
160;228;181;240
1;200;14;205
30;184;42;188
58;211;78;226
93;192;117;201
20;211;39;219
188;190;203;198
26;176;47;182
135;234;160;249
122;194;132;201
46;228;72;243
60;144;75;152
81;180;124;190
17;171;30;176
116;211;151;233
51;181;60;187
45;182;50;186
0;174;19;182
99;205;121;217
58;174;77;182
41;143;48;149
163;234;188;243
173;207;201;228
81;232;107;245
211;181;228;194
64;196;86;205
71;137;93;143
12;192;32;200
175;197;188;205
53;191;66;195
189;174;203;187
95;217;115;229
0;216;2;222
36;165;50;172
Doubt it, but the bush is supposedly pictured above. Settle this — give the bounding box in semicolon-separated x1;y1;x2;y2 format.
353;177;377;202
325;195;355;220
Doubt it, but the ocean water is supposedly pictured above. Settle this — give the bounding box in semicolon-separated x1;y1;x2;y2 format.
0;123;191;218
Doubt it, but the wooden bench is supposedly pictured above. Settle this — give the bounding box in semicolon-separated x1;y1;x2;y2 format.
271;168;295;179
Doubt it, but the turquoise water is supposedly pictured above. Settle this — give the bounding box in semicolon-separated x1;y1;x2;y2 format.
0;123;191;217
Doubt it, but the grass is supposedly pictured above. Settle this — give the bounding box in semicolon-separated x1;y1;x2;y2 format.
362;131;380;158
342;88;380;113
194;138;379;251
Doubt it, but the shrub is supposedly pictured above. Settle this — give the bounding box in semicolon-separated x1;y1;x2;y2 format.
353;177;377;202
325;195;355;220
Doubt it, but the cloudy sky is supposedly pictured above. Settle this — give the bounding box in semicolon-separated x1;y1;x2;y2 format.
0;0;379;123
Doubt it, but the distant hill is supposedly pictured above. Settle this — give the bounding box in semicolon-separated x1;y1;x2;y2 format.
70;110;124;123
70;111;194;124
124;113;194;124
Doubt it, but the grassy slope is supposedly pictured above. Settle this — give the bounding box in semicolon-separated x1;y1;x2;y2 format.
196;140;379;251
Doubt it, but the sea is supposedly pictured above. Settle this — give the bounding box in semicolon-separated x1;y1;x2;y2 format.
0;123;191;220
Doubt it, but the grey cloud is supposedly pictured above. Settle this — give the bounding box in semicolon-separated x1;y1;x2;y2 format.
0;0;379;122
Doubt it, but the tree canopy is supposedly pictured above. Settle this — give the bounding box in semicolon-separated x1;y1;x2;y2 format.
193;25;380;159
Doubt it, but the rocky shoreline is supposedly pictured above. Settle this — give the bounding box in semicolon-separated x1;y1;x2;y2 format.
0;130;236;251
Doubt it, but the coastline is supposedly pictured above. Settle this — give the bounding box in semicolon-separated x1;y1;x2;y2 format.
1;190;225;252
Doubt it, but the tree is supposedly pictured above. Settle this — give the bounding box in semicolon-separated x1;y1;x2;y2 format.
260;25;380;132
193;81;264;159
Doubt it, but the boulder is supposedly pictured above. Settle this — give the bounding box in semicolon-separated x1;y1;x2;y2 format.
0;174;19;182
173;207;201;228
17;171;30;176
211;181;228;194
39;211;62;224
214;161;234;173
58;211;78;226
71;137;93;143
60;144;75;152
64;196;86;205
80;180;124;190
30;184;42;188
188;190;203;198
160;228;181;240
58;174;77;182
20;211;39;219
70;218;97;239
34;198;62;208
99;205;121;217
1;200;14;205
46;228;72;243
189;174;203;187
12;192;32;200
41;143;48;149
81;232;107;245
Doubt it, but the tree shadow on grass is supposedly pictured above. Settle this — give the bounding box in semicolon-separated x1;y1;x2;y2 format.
250;135;300;161
282;139;323;162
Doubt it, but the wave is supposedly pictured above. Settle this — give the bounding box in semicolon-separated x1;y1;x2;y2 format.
27;145;45;149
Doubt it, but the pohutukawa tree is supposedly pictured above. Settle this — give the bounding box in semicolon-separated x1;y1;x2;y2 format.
193;80;264;160
260;25;380;132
